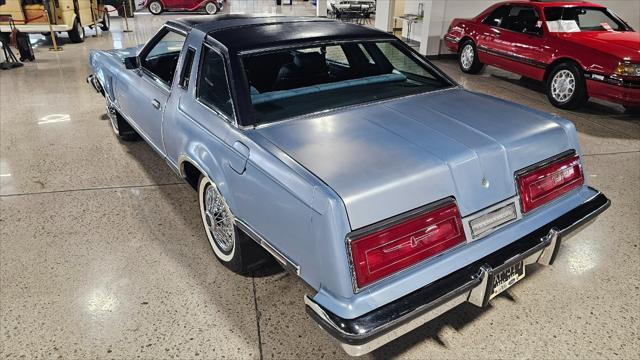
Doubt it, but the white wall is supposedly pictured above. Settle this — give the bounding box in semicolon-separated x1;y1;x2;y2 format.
398;0;640;56
375;0;396;32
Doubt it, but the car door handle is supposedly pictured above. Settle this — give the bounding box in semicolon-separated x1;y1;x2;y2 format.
151;99;161;109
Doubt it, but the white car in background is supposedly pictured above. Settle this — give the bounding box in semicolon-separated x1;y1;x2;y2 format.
327;0;375;12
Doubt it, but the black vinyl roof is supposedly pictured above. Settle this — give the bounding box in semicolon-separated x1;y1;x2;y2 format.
168;15;395;53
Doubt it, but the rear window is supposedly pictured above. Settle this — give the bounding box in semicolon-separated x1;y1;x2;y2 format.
241;40;452;124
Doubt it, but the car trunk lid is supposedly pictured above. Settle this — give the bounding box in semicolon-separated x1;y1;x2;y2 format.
255;88;573;230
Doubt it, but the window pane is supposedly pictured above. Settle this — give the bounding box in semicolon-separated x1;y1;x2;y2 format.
373;42;437;81
502;6;540;33
197;47;235;120
544;7;563;22
242;40;451;124
564;8;623;31
546;7;627;32
483;5;510;27
325;45;349;65
147;31;185;58
142;30;185;84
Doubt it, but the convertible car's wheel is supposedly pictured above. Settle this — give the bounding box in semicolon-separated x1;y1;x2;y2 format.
204;2;219;15
546;63;587;110
68;18;85;43
100;11;110;32
148;1;163;15
198;176;271;274
458;40;484;74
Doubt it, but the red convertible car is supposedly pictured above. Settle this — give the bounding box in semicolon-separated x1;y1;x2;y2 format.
141;0;224;15
445;1;639;111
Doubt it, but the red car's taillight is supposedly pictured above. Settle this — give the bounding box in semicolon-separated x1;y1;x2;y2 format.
348;201;466;290
517;154;584;213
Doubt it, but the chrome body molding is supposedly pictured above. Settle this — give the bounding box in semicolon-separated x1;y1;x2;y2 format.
305;190;610;356
235;219;300;276
444;34;460;44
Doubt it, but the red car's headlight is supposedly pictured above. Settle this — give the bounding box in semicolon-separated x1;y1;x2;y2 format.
348;200;466;290
516;153;584;213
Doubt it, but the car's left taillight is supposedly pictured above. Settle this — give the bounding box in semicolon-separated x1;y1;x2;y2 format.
347;200;466;291
516;153;584;213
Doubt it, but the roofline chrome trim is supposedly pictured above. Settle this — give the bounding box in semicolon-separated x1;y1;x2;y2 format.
237;37;397;56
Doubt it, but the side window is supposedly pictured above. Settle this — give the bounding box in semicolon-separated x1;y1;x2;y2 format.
502;6;541;33
179;48;196;88
324;45;349;65
372;42;438;81
141;29;186;85
544;7;564;22
197;47;235;121
483;5;511;27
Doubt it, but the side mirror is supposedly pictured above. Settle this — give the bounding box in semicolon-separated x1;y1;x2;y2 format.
123;56;139;70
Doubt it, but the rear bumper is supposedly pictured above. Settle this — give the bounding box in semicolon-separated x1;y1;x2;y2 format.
586;78;640;107
305;190;610;356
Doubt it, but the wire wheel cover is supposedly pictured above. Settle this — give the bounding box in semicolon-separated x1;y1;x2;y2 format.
204;184;234;253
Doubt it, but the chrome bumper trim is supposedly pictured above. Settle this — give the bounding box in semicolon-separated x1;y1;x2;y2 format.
305;190;610;356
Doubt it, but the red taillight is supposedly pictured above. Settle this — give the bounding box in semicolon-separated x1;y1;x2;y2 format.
517;154;584;213
348;201;466;290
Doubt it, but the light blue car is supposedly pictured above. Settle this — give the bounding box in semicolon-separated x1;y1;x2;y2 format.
87;15;610;356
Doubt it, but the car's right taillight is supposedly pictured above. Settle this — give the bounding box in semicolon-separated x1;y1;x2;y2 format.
516;153;584;213
347;200;466;291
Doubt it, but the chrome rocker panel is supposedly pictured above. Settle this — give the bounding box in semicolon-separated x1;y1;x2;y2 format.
305;190;610;356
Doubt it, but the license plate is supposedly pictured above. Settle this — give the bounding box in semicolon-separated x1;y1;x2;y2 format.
489;261;525;300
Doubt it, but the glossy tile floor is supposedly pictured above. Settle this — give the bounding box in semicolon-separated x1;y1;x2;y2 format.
1;3;639;359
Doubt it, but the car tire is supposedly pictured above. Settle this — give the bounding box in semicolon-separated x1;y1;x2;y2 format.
204;1;219;15
148;1;163;15
100;11;110;31
458;40;484;74
67;18;85;43
546;63;588;110
198;175;271;275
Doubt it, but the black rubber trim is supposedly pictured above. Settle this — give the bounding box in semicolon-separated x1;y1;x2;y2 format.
306;190;610;346
477;45;547;69
585;73;640;89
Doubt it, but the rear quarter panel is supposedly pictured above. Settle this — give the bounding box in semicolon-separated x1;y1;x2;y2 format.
161;31;355;296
